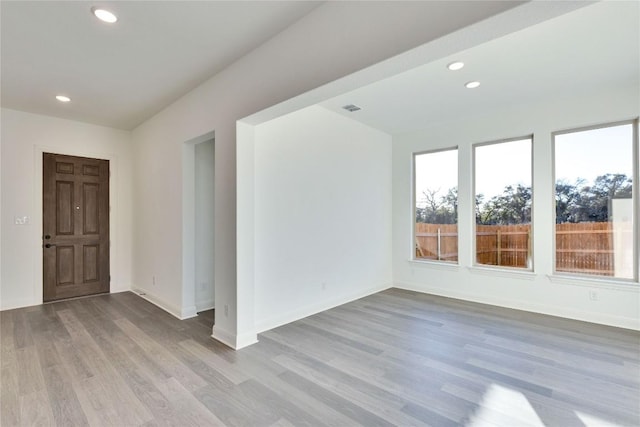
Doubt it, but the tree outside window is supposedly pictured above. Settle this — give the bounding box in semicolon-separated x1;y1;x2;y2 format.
414;148;458;263
474;137;533;269
554;122;636;280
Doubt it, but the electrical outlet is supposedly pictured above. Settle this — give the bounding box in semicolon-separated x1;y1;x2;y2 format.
200;282;207;291
589;290;598;301
321;282;327;290
152;276;156;286
224;305;229;317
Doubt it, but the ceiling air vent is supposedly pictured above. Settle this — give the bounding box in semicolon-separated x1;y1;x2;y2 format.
342;104;361;112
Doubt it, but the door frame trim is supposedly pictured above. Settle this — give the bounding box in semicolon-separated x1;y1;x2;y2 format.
34;146;120;304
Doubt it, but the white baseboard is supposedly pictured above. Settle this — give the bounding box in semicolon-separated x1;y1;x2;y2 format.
211;326;234;348
0;297;37;311
254;283;392;334
196;298;215;312
210;325;258;350
131;287;196;320
110;283;131;293
181;305;198;320
394;281;640;331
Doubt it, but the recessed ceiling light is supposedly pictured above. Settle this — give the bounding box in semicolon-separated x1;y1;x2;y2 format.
55;95;71;102
91;7;118;23
447;61;465;71
465;81;481;89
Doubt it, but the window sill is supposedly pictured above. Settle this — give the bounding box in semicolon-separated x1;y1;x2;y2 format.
547;274;639;291
467;266;536;280
408;259;460;271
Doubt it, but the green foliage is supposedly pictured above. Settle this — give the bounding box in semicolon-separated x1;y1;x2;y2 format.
416;173;632;225
415;188;457;224
555;173;632;223
476;184;531;225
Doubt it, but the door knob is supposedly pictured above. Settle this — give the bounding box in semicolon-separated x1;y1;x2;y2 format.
45;243;56;248
44;235;51;240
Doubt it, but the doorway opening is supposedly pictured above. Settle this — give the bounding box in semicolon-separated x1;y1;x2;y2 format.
195;139;215;315
182;132;215;324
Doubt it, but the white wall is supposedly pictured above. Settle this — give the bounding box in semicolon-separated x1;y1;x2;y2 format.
195;139;215;311
130;1;531;348
253;106;392;332
0;108;133;310
392;85;640;330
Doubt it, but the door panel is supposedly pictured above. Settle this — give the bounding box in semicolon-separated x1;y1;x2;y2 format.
56;181;74;235
56;162;74;174
56;246;75;285
43;153;110;302
83;245;99;282
83;183;99;234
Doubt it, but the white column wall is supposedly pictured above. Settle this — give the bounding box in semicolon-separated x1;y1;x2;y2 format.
130;1;531;348
252;106;392;332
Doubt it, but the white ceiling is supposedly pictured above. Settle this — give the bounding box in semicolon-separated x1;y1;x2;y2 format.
1;1;322;130
319;1;640;135
3;2;637;135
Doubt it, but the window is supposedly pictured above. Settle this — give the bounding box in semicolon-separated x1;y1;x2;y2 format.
474;137;533;269
414;148;458;263
554;121;637;280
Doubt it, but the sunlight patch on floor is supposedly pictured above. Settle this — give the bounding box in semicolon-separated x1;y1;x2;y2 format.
575;411;624;427
466;384;545;427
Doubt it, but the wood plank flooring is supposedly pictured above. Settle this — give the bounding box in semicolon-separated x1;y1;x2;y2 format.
1;289;638;426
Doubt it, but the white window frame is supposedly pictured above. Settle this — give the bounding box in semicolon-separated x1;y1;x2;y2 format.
412;147;459;264
551;119;639;283
472;135;534;272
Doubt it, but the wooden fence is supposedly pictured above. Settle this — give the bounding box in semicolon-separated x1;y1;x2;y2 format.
415;222;622;275
556;222;614;276
415;223;459;262
476;224;530;268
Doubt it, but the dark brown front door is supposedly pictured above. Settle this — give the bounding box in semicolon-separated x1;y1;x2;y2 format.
43;153;110;302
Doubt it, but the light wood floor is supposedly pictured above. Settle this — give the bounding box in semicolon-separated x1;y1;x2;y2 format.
1;289;638;426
